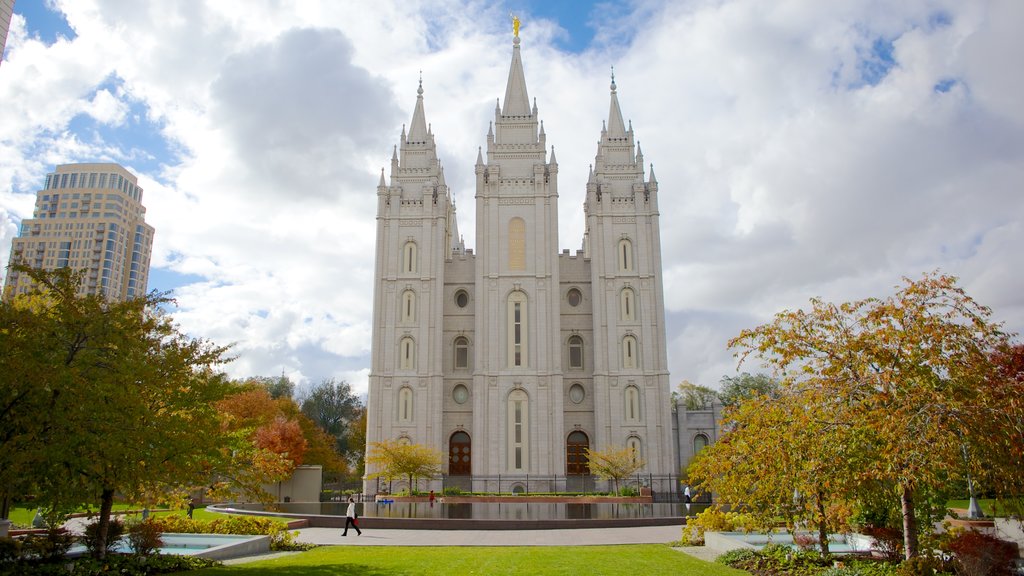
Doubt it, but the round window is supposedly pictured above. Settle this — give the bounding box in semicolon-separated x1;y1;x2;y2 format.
455;290;469;308
569;383;585;404
453;384;469;404
567;288;582;307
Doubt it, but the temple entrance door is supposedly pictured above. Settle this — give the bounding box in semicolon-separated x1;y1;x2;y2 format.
449;431;471;476
566;431;590;475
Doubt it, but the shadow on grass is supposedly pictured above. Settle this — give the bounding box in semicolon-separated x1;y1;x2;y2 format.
202;565;394;576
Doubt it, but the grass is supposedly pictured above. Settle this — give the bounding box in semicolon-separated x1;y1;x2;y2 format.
172;545;745;576
946;498;1017;517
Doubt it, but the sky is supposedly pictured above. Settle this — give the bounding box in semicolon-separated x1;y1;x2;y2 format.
2;0;1022;398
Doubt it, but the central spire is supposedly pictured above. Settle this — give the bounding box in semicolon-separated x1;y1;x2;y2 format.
408;73;429;143
607;68;627;138
502;35;531;117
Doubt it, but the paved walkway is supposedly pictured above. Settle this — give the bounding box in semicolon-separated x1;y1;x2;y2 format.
294;524;683;547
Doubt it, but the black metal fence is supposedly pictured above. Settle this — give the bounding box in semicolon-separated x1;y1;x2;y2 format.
362;474;709;504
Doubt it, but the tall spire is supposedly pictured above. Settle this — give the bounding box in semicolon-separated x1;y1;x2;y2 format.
607;67;627;138
408;73;429;143
502;35;531;116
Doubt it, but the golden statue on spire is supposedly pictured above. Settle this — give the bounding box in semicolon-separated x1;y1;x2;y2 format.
511;13;521;37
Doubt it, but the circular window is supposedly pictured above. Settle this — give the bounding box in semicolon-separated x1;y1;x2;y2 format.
567;288;582;307
569;383;585;404
455;290;469;308
453;384;469;404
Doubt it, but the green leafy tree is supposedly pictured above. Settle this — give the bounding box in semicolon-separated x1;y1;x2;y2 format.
728;272;1013;559
1;265;233;557
250;375;295;400
366;440;443;493
300;378;362;455
585;445;646;495
671;380;718;410
717;372;779;409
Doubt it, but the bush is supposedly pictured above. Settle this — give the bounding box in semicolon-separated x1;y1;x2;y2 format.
146;514;306;551
942;530;1018;576
442;487;464;496
0;553;221;576
715;548;758;566
863;526;904;561
679;506;760;546
894;555;952;576
21;530;74;561
125;519;163;556
0;537;23;564
80;517;125;556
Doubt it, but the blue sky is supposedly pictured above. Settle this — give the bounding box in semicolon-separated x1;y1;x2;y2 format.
2;0;1022;395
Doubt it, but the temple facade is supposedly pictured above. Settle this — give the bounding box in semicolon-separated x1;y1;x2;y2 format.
364;32;675;494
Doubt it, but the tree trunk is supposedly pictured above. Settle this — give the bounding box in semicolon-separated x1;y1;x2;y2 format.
900;484;918;559
96;487;115;559
816;492;830;555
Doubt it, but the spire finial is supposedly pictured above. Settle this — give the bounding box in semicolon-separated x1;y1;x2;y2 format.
418;70;423;96
610;66;617;92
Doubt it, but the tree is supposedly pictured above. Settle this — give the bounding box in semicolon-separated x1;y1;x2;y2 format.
250;375;295;399
585;445;646;495
717;372;779;409
0;265;233;557
689;387;866;553
365;440;443;493
671;380;718;410
727;272;1013;559
300;378;362;455
347;407;368;477
216;386;347;500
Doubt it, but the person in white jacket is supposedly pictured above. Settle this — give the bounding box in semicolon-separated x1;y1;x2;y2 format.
342;497;362;536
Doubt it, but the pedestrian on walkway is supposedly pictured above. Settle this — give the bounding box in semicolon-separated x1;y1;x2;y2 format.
684;484;692;503
342;496;362;536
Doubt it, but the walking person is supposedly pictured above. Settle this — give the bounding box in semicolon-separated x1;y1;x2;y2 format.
342;496;362;536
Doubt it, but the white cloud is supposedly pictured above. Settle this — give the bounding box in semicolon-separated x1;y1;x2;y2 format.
1;0;1022;396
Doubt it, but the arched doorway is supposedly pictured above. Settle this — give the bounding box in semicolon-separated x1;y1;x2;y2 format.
449;431;471;476
566;431;590;475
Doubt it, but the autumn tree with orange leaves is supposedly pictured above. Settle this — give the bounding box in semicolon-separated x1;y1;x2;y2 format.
694;272;1018;560
214;385;346;502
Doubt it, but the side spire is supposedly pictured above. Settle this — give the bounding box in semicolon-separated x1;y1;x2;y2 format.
607;67;627;138
408;72;429;143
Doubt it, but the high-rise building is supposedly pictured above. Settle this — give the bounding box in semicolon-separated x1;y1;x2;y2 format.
0;0;13;65
3;163;155;301
364;31;675;494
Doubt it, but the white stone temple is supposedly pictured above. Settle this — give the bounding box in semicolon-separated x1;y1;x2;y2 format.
364;29;675;494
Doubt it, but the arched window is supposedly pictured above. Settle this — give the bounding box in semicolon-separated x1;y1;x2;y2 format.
507;291;528;368
403;241;418;274
399;337;415;370
626;436;643;465
620;287;635;321
625;385;641;421
401;290;416;323
508;389;529;471
618;238;633;272
398;387;413;422
693;433;709;455
566;431;590;475
454;336;470;370
568;335;584;370
622;335;638;369
508;217;526;271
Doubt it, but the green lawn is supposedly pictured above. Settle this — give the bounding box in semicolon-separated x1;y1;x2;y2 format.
175;545;745;576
